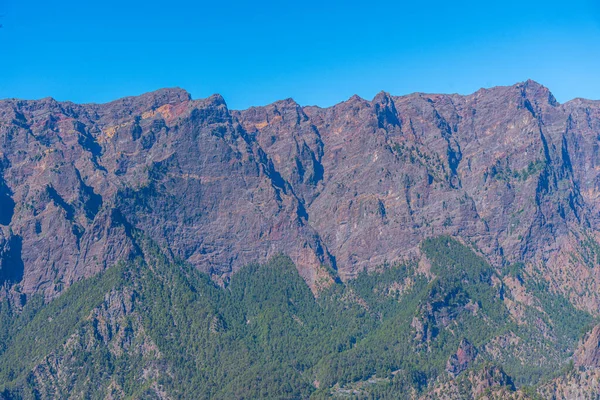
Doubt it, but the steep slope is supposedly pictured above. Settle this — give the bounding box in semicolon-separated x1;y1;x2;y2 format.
2;80;600;315
238;82;583;277
0;237;593;399
1;80;600;309
0;90;335;300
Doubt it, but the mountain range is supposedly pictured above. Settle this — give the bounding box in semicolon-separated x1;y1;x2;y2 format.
2;80;600;398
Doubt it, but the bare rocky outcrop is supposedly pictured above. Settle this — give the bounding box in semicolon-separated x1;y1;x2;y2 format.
421;365;518;399
446;339;478;376
538;368;600;400
574;324;600;368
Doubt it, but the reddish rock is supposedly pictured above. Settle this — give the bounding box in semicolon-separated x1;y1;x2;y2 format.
446;339;478;376
1;81;600;304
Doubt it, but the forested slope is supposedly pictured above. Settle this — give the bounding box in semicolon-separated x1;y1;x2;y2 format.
0;237;594;399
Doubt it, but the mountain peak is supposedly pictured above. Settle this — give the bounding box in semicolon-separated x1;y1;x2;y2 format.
372;91;394;104
515;79;559;106
205;93;227;106
92;87;192;120
99;87;190;107
523;79;546;89
345;94;366;104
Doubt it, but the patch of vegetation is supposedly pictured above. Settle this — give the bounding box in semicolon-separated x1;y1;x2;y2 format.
0;236;594;398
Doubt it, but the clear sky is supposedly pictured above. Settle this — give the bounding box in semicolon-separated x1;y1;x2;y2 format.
1;0;599;109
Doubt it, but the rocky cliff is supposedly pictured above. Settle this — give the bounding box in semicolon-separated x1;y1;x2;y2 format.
1;80;600;314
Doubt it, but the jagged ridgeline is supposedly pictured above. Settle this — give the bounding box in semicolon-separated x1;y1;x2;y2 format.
4;81;600;316
0;237;593;399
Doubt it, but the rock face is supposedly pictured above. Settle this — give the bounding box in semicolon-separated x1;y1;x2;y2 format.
536;323;600;399
1;81;600;308
422;365;518;400
446;339;478;376
574;324;600;368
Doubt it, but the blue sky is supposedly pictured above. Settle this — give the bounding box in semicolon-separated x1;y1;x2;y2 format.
1;0;599;109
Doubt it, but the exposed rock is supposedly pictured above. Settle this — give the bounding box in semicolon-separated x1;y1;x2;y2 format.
421;365;517;399
1;81;600;309
538;368;600;400
446;338;478;376
574;324;600;368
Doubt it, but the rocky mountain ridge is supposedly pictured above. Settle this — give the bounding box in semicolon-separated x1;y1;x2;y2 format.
1;80;600;316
